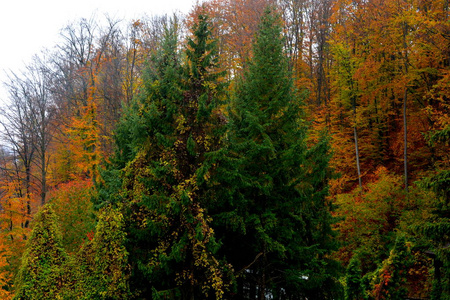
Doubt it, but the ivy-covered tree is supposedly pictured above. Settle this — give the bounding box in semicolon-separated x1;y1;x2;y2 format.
367;236;413;299
63;205;130;299
109;14;229;299
13;205;67;300
210;7;340;299
49;180;96;254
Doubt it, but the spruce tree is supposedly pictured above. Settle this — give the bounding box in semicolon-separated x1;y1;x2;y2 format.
210;8;339;299
111;15;229;299
14;205;67;300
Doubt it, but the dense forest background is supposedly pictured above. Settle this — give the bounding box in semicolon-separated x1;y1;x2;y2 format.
0;0;449;299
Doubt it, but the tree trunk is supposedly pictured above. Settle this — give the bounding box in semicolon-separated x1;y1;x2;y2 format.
354;125;362;190
403;87;408;192
402;21;409;192
25;165;32;229
41;151;47;205
352;90;362;189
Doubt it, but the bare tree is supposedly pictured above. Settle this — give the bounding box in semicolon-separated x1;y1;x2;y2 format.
1;73;36;227
0;145;28;233
279;0;333;105
25;56;58;204
280;0;309;69
50;16;98;115
0;55;57;208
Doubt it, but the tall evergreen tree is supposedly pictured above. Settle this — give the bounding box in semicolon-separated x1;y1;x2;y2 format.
110;14;229;299
210;8;339;299
14;205;67;300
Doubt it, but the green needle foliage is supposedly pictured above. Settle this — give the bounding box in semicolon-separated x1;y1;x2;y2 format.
209;7;340;299
96;8;340;299
14;205;67;300
111;14;230;299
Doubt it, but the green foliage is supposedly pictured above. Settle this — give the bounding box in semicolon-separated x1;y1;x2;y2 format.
367;236;413;300
345;254;364;300
429;246;450;300
113;16;182;172
13;198;130;300
14;205;67;300
49;180;96;253
334;169;440;298
63;205;130;299
335;169;408;264
92;167;124;209
108;14;230;299
420;123;450;300
95;7;342;299
209;7;340;299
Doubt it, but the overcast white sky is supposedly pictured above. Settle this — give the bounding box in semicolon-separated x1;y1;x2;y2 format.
0;0;197;103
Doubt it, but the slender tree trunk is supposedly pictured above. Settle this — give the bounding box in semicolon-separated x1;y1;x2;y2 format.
351;87;363;189
354;125;362;189
403;87;408;192
25;165;31;229
402;21;409;192
41;152;47;205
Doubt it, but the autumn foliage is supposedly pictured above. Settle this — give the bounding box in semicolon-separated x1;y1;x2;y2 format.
0;0;449;298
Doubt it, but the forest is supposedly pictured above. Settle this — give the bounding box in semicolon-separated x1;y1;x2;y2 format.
0;0;449;299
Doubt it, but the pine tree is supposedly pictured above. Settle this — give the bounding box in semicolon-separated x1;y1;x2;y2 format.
210;7;340;299
13;205;67;300
110;14;229;299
